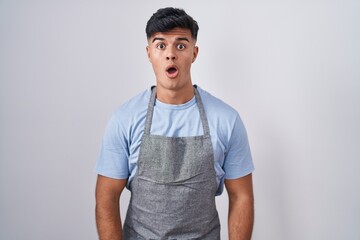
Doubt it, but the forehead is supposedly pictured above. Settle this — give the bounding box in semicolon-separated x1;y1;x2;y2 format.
149;28;194;42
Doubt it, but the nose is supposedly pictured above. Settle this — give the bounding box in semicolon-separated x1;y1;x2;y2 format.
166;48;177;61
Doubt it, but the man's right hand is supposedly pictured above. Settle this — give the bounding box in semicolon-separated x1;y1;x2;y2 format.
95;175;127;240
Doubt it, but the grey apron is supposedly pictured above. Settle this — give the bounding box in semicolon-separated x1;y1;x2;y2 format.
123;86;220;240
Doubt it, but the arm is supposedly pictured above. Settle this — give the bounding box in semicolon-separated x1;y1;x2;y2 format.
95;175;127;240
225;173;254;240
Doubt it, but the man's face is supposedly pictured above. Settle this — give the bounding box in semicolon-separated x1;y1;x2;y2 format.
146;28;198;93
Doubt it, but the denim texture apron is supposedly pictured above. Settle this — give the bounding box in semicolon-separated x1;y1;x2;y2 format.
123;86;220;239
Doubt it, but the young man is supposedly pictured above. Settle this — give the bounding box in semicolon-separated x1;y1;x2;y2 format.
95;7;254;240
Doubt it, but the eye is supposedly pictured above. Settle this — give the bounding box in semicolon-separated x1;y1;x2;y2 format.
157;43;166;50
177;44;186;50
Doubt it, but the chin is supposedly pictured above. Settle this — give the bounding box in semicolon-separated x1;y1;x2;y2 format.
158;83;178;90
156;76;190;90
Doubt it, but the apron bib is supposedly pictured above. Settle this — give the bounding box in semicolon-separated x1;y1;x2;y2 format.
123;86;220;240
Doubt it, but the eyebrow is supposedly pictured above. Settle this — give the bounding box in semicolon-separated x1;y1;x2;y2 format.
152;37;165;43
152;37;190;43
176;37;190;42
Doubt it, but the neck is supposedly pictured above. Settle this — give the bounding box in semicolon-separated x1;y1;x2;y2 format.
156;84;195;105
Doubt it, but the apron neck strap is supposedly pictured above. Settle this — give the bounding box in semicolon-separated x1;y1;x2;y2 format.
143;85;210;136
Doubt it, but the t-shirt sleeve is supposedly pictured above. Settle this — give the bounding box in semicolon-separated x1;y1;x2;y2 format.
95;113;130;179
223;114;254;179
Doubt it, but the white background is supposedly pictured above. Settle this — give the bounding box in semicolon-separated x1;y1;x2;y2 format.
1;0;359;239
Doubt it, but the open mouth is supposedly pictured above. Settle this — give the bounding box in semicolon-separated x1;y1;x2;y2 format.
167;67;177;74
166;66;178;78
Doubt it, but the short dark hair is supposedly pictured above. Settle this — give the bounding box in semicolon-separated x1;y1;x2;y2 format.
146;7;199;41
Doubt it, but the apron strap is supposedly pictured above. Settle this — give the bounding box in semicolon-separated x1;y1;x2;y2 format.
143;85;211;136
143;86;157;135
194;85;211;136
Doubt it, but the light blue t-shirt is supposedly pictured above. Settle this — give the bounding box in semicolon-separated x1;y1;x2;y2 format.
96;86;254;195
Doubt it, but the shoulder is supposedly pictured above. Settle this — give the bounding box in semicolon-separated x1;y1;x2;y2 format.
112;88;151;122
197;86;239;120
105;88;150;138
197;86;246;144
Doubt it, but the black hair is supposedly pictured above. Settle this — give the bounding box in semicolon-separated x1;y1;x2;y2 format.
146;7;199;40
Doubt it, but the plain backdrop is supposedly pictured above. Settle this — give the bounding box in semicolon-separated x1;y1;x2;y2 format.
1;0;359;239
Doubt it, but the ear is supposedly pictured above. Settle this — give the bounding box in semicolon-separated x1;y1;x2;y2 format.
146;45;151;62
192;46;199;63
